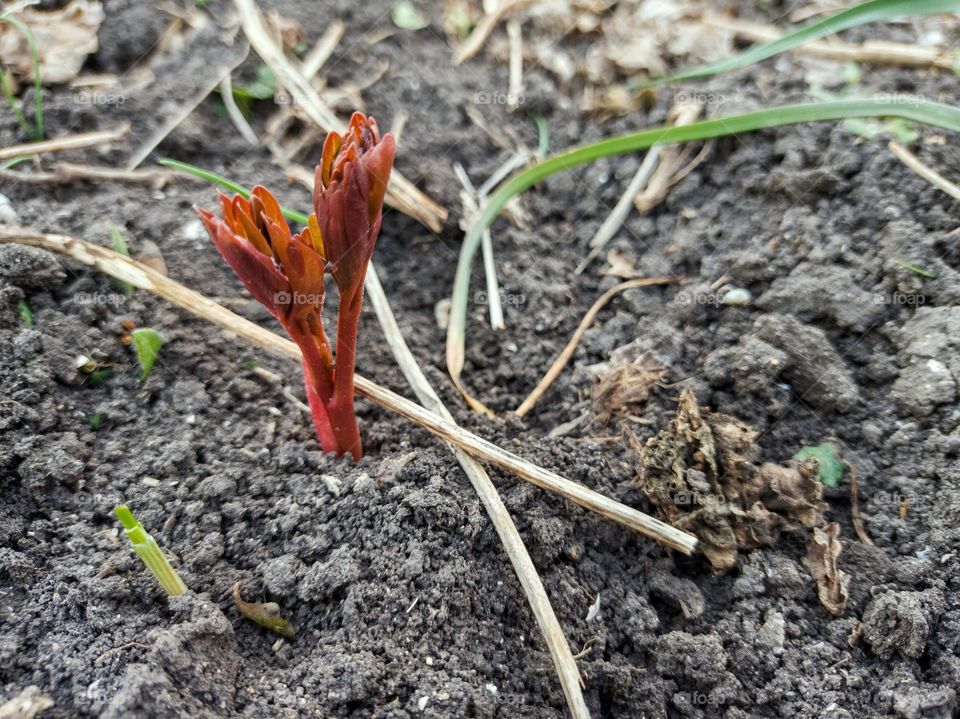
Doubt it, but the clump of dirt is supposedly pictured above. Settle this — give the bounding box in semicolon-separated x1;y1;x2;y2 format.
636;388;826;572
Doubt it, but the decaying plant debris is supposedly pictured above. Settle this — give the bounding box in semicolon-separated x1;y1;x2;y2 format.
635;388;827;572
591;344;665;424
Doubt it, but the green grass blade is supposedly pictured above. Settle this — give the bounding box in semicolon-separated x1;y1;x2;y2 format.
110;226;134;296
636;0;960;88
0;13;44;139
446;97;960;381
116;505;187;596
158;159;311;225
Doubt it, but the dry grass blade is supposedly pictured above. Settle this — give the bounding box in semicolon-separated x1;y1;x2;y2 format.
0;162;200;187
0;125;129;161
454;0;536;64
845;460;873;545
364;266;589;719
889;141;960;201
300;19;345;77
233;0;448;232
126;54;248;170
704;15;959;70
574;148;662;275
219;72;259;146
0;225;697;557
516;277;679;417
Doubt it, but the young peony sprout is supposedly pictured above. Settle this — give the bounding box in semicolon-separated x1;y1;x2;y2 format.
195;112;395;460
115;505;187;596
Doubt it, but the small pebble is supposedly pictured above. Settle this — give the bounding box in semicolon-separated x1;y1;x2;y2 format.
0;193;18;224
417;696;429;711
722;287;752;306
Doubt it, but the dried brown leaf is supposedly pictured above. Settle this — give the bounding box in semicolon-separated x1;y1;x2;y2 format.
0;0;104;84
804;522;849;615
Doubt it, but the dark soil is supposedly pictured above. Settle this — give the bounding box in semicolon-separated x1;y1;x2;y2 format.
2;1;960;717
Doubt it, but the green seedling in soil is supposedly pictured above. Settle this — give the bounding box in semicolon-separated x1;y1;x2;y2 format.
115;505;187;596
131;327;164;380
532;114;550;158
633;0;960;89
445;98;960;404
391;0;429;30
0;10;44;139
896;260;938;279
232;583;295;640
190;112;395;460
110;227;134;296
17;299;32;326
221;64;276;116
0;155;34;170
89;413;102;430
75;353;113;387
794;443;845;488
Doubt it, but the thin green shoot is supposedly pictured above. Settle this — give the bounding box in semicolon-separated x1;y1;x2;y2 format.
0;154;34;169
158;159;310;224
0;12;44;139
115;505;187;596
131;327;164;379
1;68;31;136
895;260;938;279
110;227;134;296
532;114;550;159
633;0;960;89
445;98;960;392
17;299;33;326
90;413;102;430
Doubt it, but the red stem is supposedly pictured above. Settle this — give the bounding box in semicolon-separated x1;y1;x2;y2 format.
286;319;342;455
326;283;365;460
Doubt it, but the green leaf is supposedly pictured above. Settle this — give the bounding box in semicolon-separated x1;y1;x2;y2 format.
110;227;134;296
794;443;845;487
391;0;428;30
17;299;32;327
232;64;276;101
635;0;960;88
90;413;102;430
131;328;164;380
445;97;960;381
895;260;938;279
884;118;919;144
